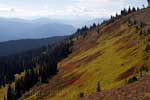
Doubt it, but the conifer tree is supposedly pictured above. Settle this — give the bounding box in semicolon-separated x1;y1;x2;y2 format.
79;92;84;98
132;7;136;12
4;96;6;100
97;81;101;92
128;6;131;13
7;85;13;100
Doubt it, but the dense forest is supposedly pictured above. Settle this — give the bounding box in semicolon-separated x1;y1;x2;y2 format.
0;23;92;100
1;39;73;100
0;36;67;57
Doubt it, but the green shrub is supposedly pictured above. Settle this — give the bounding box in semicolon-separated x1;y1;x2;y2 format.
127;76;138;84
96;81;101;92
79;92;84;98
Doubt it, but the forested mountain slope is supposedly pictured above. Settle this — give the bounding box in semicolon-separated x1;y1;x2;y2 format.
0;36;67;57
19;8;150;100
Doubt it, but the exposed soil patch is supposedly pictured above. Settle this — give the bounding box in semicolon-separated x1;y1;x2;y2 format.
124;40;139;49
84;51;103;63
112;28;126;38
59;71;86;88
114;33;133;45
62;51;103;72
72;31;99;53
116;39;139;53
117;67;136;81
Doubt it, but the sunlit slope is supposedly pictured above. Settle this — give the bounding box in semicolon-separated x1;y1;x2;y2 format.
46;25;144;100
0;87;7;100
25;8;150;100
79;76;150;100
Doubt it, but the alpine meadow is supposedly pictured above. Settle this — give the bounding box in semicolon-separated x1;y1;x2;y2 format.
0;0;150;100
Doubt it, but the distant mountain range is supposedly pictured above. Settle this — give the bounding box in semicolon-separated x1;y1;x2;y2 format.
0;36;67;57
0;17;106;42
0;17;106;56
0;17;76;42
46;18;107;28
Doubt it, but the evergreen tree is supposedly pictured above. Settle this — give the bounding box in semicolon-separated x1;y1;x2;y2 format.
79;92;84;98
128;6;131;13
132;7;136;12
116;13;119;17
4;96;6;100
97;81;101;92
137;7;140;11
15;79;21;98
93;23;96;27
7;85;13;100
121;8;128;16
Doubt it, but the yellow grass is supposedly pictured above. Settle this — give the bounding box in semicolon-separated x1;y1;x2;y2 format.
0;87;6;100
42;24;145;100
24;23;146;100
1;10;149;100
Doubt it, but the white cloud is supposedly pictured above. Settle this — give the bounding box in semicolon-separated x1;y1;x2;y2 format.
59;0;147;19
55;0;126;19
0;0;147;19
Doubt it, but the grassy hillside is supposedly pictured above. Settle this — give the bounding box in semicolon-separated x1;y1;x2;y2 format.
19;8;150;100
45;21;144;100
79;76;150;100
0;83;16;100
0;87;6;100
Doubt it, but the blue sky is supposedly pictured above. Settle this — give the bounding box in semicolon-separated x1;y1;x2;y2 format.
0;0;148;20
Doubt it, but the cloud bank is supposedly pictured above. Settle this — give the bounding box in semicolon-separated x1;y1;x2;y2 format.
0;0;147;19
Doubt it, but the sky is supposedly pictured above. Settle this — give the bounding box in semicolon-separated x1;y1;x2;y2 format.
0;0;148;20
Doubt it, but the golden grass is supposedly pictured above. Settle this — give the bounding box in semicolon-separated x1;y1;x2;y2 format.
24;22;146;100
38;23;145;100
0;87;6;100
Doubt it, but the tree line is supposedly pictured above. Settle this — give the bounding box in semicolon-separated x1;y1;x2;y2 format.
4;39;73;100
2;6;148;100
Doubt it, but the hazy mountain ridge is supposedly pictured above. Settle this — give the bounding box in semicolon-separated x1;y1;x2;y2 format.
0;18;75;42
0;36;67;57
30;17;107;28
0;17;106;42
